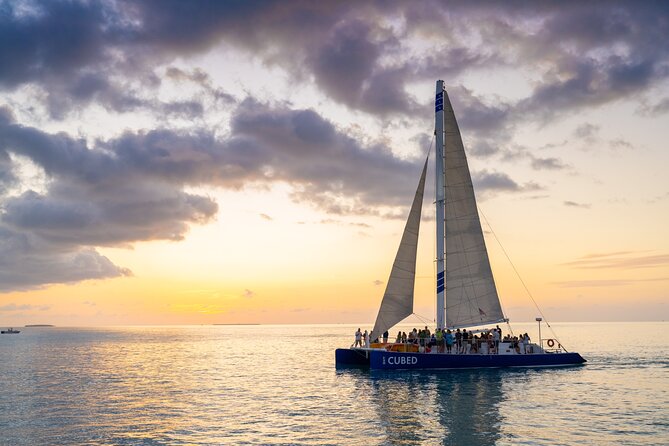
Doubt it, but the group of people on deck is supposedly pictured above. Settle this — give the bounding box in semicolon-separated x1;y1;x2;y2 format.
352;328;390;348
354;325;534;354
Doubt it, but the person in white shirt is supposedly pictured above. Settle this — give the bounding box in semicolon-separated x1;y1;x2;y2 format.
353;328;362;347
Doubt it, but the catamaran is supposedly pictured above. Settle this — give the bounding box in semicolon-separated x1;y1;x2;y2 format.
335;80;586;370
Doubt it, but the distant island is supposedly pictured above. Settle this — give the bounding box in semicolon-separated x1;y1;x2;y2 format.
212;323;260;325
25;324;55;327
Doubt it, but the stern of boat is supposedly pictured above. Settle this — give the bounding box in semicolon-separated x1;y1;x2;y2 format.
335;348;371;368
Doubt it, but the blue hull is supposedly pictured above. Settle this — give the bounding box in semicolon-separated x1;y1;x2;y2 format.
368;350;586;370
335;348;370;367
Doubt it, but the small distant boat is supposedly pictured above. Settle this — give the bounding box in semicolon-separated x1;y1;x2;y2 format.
1;328;20;334
336;80;586;370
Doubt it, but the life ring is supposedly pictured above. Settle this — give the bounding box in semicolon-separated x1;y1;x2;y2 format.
547;339;555;347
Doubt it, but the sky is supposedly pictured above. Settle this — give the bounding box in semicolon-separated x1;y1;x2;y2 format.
0;0;667;326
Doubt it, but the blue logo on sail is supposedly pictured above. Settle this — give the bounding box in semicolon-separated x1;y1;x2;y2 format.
435;92;444;112
437;270;445;293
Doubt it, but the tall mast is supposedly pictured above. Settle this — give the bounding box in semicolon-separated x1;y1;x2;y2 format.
435;80;446;329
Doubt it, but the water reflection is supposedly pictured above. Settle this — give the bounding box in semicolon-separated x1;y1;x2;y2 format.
435;370;504;446
353;370;506;446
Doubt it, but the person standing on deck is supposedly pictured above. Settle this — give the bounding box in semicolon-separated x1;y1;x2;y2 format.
520;333;530;355
455;329;462;354
363;330;370;348
493;328;500;353
462;329;469;354
353;328;362;347
383;330;389;344
445;329;454;353
418;328;427;348
435;328;444;353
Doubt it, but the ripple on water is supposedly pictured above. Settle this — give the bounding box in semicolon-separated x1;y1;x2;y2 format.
0;323;667;445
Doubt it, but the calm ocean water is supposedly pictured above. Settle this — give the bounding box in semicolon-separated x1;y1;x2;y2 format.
0;322;667;445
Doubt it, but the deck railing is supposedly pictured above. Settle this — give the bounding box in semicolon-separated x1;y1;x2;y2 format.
368;339;567;354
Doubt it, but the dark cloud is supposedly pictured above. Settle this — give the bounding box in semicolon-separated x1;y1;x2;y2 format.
0;99;422;290
469;139;500;158
310;19;380;109
0;225;130;292
472;170;540;196
451;87;513;136
0;149;18;196
2;1;667;123
226;99;421;211
0;112;220;290
1;0;666;292
0;1;113;87
1;96;535;290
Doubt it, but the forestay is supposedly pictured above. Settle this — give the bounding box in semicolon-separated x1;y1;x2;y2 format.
370;157;428;342
442;91;505;328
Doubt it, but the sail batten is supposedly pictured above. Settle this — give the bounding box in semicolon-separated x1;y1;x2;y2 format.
442;89;505;329
370;157;428;342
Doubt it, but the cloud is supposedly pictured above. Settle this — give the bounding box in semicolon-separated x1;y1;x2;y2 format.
226;99;422;211
530;156;568;171
242;289;255;299
0;303;50;311
562;252;669;269
563;200;590;209
373;279;383;286
2;1;667;125
319;219;371;228
609;138;635;150
472;170;541;196
2;98;530;290
573;123;600;139
0;226;131;292
554;277;669;288
0;109;222;290
639;97;669;116
0;149;18;195
259;213;272;221
1;1;667;293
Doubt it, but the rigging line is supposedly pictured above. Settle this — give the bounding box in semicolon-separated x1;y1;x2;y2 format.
477;205;563;344
412;312;433;325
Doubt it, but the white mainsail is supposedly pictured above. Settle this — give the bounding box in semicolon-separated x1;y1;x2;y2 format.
370;157;428;342
441;89;505;328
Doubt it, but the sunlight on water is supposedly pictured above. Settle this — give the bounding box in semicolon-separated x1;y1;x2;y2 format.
0;322;667;445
